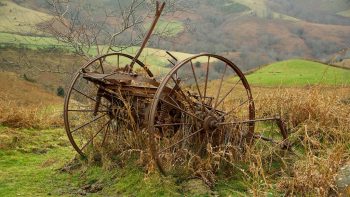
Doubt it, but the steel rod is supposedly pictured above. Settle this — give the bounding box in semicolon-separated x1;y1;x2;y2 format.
217;117;280;126
129;1;166;72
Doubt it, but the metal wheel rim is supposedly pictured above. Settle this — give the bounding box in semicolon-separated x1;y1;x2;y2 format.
148;53;255;175
64;52;153;157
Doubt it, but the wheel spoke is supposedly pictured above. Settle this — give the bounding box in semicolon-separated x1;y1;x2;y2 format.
217;117;277;126
158;128;204;153
149;54;256;175
154;123;192;127
160;98;203;121
203;56;210;99
80;120;111;151
214;64;227;108
190;61;205;107
70;113;107;134
68;109;109;113
212;78;242;113
219;99;249;120
117;54;120;69
72;87;109;108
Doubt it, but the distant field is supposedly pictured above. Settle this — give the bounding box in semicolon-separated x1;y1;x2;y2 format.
245;59;350;86
0;32;64;48
337;9;350;17
232;0;300;21
0;0;51;34
0;32;214;74
0;0;195;74
144;19;184;37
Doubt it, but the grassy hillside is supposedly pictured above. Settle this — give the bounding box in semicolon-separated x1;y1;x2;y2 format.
1;86;350;196
246;59;350;86
0;72;62;106
338;9;350;17
0;126;182;196
144;19;184;37
0;0;193;73
0;0;51;34
232;0;300;21
0;32;212;75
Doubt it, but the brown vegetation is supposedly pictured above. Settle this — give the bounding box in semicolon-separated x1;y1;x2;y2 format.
1;68;349;195
249;86;350;195
1;54;349;195
82;85;350;196
0;72;63;128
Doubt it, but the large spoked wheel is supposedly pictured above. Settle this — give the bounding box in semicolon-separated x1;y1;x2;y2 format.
148;54;255;175
64;52;153;157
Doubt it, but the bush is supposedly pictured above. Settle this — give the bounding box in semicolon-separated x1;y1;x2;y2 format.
57;86;65;97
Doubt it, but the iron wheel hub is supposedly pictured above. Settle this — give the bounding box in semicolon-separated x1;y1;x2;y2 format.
203;116;218;131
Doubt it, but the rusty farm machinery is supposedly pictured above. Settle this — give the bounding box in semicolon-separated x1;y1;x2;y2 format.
63;1;289;175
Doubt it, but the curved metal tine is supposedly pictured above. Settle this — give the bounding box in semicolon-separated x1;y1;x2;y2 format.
158;128;204;153
80;119;111;151
70;113;107;134
98;58;105;73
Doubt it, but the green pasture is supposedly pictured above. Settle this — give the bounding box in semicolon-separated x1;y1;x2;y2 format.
337;9;350;17
144;19;184;37
246;59;350;86
0;32;214;74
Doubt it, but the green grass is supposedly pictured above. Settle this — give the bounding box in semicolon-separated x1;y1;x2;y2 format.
144;19;184;37
0;32;66;49
0;126;181;196
221;2;250;14
0;127;75;196
246;59;350;86
337;9;350;17
0;32;214;74
231;0;300;21
1;125;238;196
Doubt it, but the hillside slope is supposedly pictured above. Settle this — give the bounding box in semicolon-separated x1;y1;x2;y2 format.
5;0;350;71
0;0;51;34
0;72;62;106
246;59;350;86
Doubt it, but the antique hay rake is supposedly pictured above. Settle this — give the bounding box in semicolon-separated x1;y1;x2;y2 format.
64;1;289;175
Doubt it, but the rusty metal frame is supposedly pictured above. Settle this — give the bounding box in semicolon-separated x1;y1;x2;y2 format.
63;1;289;175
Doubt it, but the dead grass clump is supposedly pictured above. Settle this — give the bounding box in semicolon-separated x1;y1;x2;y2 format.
278;146;347;196
247;86;350;195
69;85;349;196
0;101;63;129
255;86;350;140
